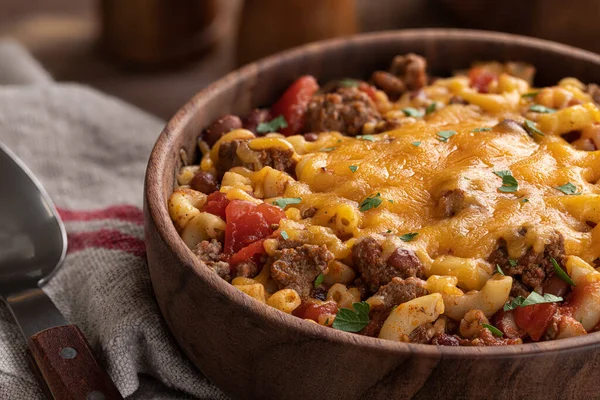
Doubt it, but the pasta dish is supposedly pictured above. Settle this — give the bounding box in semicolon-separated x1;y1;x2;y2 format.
168;54;600;346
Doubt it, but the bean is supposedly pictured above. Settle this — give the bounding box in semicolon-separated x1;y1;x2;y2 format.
203;115;242;146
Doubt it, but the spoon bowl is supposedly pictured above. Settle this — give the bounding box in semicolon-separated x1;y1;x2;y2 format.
0;142;67;296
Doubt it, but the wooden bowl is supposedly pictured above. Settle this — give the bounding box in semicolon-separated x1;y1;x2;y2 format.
144;29;600;399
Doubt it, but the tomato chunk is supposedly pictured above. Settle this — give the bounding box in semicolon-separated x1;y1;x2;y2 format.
224;200;285;255
514;303;558;341
271;75;319;136
202;191;229;220
468;67;498;93
358;82;379;102
293;300;338;323
229;239;266;265
492;309;526;339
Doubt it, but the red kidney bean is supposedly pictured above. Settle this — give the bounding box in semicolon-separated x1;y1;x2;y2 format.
243;108;272;134
203;115;242;146
190;171;219;194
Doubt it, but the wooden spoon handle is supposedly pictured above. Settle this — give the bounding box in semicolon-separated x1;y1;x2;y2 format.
28;325;123;400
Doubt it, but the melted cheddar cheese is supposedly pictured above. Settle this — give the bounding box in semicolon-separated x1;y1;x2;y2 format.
198;73;600;291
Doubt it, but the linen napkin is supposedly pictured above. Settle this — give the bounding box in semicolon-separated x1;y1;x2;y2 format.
0;40;228;400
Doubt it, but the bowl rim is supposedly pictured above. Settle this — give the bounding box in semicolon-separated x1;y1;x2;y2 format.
145;28;600;358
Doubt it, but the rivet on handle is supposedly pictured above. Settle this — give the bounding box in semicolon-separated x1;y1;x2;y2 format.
86;391;106;400
59;347;78;359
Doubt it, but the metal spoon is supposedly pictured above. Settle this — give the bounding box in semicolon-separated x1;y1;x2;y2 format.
0;142;123;399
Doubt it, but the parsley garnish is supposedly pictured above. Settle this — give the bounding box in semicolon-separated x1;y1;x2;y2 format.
496;264;505;276
386;229;392;233
320;147;336;152
524;119;545;137
348;165;358;173
314;273;324;288
521;91;540;98
509;259;517;267
357;135;375;142
359;193;383;212
521;198;529;203
339;78;360;88
272;197;302;209
399;232;418;242
280;230;289;240
388;199;394;203
437;130;457;142
503;292;563;311
555;182;580;195
494;170;519;193
471;127;492;132
256;115;288;133
482;323;503;337
402;107;423;118
529;104;556;114
411;141;421;147
425;102;437;115
332;301;370;332
550;257;576;286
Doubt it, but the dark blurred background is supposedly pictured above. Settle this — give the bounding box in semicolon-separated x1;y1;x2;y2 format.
1;0;598;119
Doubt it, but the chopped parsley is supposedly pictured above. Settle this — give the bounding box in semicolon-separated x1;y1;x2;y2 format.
348;165;358;173
521;91;540;98
359;193;383;212
388;199;394;204
339;78;360;88
320;147;336;152
529;104;556;114
386;229;392;233
503;292;563;311
437;130;457;142
555;182;581;195
524;119;545;137
256;115;288;133
411;141;421;147
494;170;519;193
332;301;370;332
425;102;437;115
399;232;419;242
402;107;424;118
509;259;517;267
521;198;529;203
471;127;492;132
482;323;504;337
357;135;375;142
314;273;324;288
272;197;302;209
550;257;576;286
496;264;505;276
280;230;289;240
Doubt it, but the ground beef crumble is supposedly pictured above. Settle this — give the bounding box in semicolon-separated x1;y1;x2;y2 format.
193;240;232;282
269;244;334;298
352;237;425;293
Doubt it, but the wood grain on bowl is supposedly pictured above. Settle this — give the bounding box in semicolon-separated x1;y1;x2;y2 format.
144;29;600;400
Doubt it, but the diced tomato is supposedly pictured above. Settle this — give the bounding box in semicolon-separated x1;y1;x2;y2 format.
292;300;338;322
358;82;379;102
468;67;498;93
229;239;266;265
492;309;526;339
514;303;558;341
224;200;286;255
271;75;319;136
202;191;229;220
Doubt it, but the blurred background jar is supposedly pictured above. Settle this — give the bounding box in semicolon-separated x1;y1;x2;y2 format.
99;0;222;69
236;0;359;65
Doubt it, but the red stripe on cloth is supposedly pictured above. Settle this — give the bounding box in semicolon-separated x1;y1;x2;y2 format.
57;205;143;225
66;229;146;258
